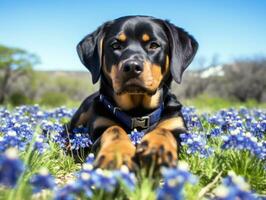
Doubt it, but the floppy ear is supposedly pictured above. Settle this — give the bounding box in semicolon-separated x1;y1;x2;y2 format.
77;25;105;84
163;20;198;83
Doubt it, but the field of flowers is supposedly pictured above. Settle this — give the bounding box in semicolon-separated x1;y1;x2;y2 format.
0;105;265;200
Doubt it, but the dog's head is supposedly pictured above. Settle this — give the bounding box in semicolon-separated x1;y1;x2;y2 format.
77;16;198;95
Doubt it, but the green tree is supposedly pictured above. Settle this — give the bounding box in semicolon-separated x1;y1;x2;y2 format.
0;44;39;104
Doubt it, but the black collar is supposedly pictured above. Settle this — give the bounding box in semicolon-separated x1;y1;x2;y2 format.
98;94;164;131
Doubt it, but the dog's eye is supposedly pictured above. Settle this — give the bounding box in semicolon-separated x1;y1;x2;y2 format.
148;42;160;50
110;41;122;50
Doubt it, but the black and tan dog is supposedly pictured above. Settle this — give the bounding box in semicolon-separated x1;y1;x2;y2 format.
67;15;198;170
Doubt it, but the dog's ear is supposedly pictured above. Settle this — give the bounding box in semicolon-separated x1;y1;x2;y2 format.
162;20;198;83
77;24;106;84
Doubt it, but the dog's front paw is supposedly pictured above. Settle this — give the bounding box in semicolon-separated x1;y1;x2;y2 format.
94;141;136;170
136;128;178;168
93;126;137;170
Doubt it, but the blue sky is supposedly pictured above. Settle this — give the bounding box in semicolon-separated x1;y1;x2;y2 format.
1;0;266;71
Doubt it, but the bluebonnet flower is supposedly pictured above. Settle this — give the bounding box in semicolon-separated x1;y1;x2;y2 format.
113;165;136;191
213;171;256;200
12;122;34;141
182;107;203;130
69;128;92;150
52;132;68;149
239;108;250;117
90;168;118;192
209;127;223;137
0;130;27;152
54;154;136;199
34;135;49;154
0;107;10;118
30;167;55;193
54;181;82;200
180;133;213;157
47;106;75;120
245;120;265;139
85;153;95;165
0;148;24;187
221;128;265;160
130;129;144;145
157;161;197;200
41;120;64;138
207;109;241;131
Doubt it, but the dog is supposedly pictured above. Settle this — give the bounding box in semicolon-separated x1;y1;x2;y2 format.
67;15;198;170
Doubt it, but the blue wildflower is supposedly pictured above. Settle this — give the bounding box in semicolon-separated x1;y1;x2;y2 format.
54;182;82;200
90;168;118;192
213;171;256;200
0;130;26;152
180;133;213;157
157;161;197;200
113;165;136;191
209;127;222;137
34;135;49;154
30;168;55;193
52;132;67;149
54;154;136;199
182;107;203;131
221;128;265;159
68;128;92;150
85;153;95;165
41;120;64;138
130;129;144;145
0;148;24;187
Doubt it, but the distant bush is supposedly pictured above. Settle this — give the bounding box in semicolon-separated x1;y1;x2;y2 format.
173;57;266;103
9;91;32;106
39;91;68;106
223;59;266;102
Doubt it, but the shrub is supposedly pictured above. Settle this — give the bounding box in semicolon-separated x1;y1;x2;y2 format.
39;91;68;107
9;91;32;106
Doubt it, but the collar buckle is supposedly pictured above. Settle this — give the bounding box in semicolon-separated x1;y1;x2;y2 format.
131;116;150;129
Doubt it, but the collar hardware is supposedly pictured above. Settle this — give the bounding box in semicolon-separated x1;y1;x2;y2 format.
131;116;150;129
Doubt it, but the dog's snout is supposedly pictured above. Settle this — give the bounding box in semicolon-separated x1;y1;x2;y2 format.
122;60;143;76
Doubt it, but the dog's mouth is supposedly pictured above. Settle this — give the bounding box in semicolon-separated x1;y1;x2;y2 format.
116;78;156;95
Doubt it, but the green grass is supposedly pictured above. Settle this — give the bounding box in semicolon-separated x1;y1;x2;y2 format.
183;94;266;112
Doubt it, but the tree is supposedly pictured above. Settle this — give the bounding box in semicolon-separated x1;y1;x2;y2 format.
223;58;266;102
0;44;39;104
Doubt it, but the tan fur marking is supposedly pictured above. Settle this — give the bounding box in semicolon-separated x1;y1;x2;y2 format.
113;93;137;110
110;64;121;91
142;90;160;109
118;32;127;42
157;117;185;131
142;61;163;91
99;38;104;66
76;107;92;126
151;63;163;85
165;55;170;73
142;33;150;42
114;92;161;110
93;117;116;129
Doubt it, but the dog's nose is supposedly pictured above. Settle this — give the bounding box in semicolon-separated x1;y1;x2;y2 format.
122;60;143;76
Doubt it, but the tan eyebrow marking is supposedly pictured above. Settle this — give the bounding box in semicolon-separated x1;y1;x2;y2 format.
142;33;150;42
118;32;127;41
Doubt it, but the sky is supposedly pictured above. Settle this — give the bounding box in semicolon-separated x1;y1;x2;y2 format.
1;0;266;71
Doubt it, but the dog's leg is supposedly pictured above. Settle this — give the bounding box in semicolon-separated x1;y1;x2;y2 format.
94;125;136;170
136;117;186;168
